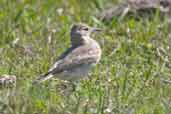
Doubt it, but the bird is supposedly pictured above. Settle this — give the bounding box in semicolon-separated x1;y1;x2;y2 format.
33;23;102;84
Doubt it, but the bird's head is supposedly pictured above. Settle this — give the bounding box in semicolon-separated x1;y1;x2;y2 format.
70;23;101;46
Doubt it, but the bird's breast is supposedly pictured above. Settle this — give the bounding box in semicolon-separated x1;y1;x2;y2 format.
89;40;101;63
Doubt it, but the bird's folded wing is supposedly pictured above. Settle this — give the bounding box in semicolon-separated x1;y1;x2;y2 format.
48;45;100;74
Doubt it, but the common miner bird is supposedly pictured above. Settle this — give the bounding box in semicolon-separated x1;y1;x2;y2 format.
33;23;102;83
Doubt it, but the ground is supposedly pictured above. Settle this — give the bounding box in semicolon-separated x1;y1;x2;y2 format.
0;0;171;114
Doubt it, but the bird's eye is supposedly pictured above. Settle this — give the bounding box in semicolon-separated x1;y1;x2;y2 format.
82;27;89;31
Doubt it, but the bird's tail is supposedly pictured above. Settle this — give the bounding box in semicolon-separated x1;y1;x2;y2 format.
32;72;54;84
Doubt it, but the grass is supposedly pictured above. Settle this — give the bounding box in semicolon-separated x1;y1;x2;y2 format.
0;0;171;114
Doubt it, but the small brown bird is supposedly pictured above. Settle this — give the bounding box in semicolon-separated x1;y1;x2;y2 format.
33;23;102;83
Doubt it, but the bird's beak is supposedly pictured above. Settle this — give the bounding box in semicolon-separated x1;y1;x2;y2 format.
91;28;103;33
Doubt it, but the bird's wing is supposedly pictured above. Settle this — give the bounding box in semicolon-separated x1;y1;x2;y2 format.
48;45;101;75
33;45;101;83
